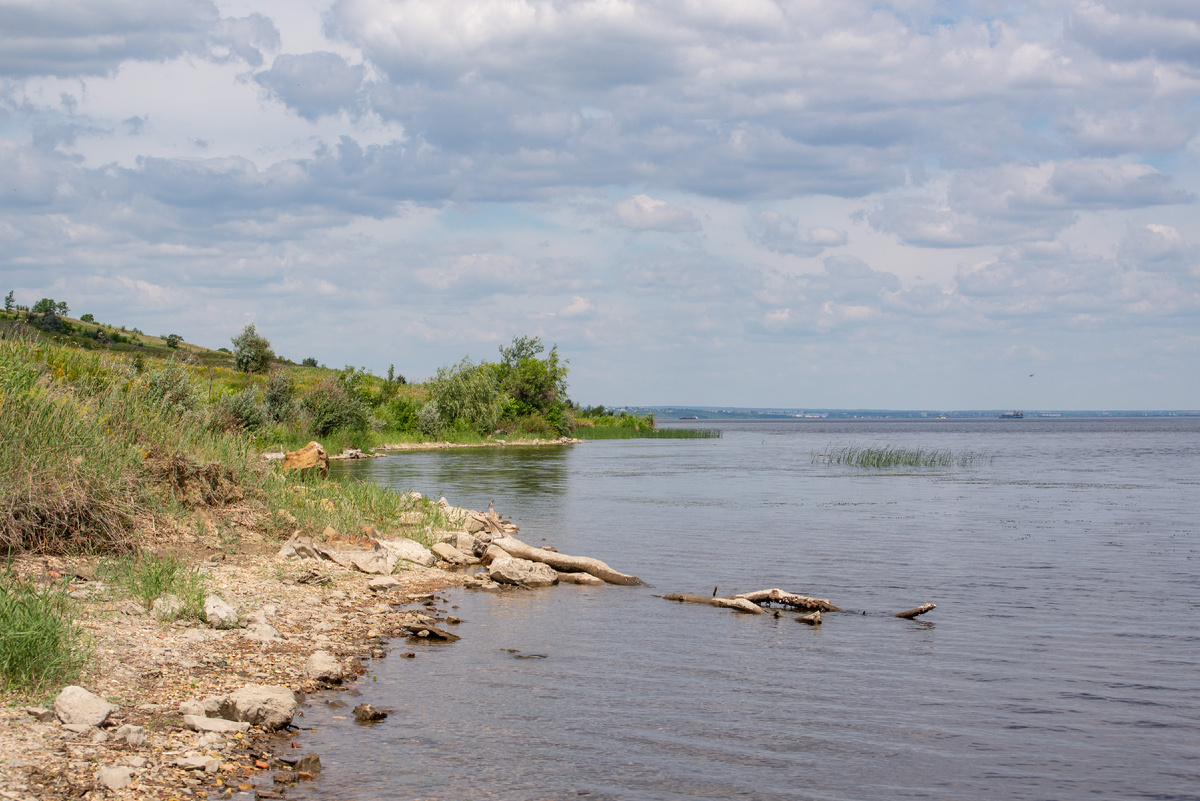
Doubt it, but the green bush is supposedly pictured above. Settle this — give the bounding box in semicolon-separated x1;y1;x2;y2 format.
264;371;298;423
416;402;441;437
302;375;369;436
97;551;207;620
231;324;273;373
430;358;505;436
0;573;89;693
80;313;94;323
384;395;421;432
212;386;267;432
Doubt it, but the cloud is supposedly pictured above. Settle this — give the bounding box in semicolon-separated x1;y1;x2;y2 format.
866;161;1192;247
0;1;278;78
1118;223;1200;274
612;195;699;232
558;295;594;318
747;211;847;256
1068;0;1200;66
255;52;366;121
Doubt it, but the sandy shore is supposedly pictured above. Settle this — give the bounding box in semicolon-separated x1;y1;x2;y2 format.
0;539;467;801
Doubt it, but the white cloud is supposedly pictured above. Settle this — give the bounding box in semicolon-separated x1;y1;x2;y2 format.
748;210;847;256
613;194;699;232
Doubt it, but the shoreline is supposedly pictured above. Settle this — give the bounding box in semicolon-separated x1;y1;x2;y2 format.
0;527;470;800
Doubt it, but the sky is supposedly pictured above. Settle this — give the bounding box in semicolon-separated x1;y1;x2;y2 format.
1;0;1198;410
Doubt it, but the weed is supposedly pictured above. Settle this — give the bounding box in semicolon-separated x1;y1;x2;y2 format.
0;573;89;694
812;445;990;469
96;551;208;620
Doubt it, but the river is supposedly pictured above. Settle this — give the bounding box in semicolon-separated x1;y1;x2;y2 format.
290;418;1200;801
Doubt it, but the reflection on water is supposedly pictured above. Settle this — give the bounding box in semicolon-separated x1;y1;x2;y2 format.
296;420;1200;801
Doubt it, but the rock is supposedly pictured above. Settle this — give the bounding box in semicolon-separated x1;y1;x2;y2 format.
92;728;110;743
118;599;146;617
280;441;328;478
456;533;481;554
327;541;396;575
203;595;238;628
179;699;206;717
217;686;298;730
180;628;209;643
368;576;401;592
431;542;469;566
297;753;321;774
481;544;509;564
487;557;559;588
151;593;184;619
556;571;606;586
113;724;146;746
243;622;281;643
378;538;436;568
22;706;54;722
62;723;93;734
54;686;116;727
352;704;388;722
303;651;343;684
274;769;297;784
183;715;251;733
97;765;136;790
277;534;328;562
176;755;220;772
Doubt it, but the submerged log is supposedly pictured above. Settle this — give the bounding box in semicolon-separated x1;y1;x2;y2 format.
797;611;821;625
893;602;936;619
659;594;766;614
491;536;644;586
735;588;841;613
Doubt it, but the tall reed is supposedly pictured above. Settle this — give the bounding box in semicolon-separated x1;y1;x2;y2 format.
812;445;990;468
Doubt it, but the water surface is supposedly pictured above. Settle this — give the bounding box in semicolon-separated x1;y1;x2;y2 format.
293;419;1200;800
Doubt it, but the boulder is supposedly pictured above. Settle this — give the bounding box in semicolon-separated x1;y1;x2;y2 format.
54;686;116;727
151;594;183;620
431;542;469;566
216;686;298;730
368;576;401;592
556;571;606;586
280;441;328;478
182;715;250;733
353;704;387;722
203;595;238;628
176;755;220;772
455;533;482;555
326;541;396;575
303;651;343;684
243;622;281;643
97;766;136;790
487;557;558;588
277;534;328;562
378;538;436;568
112;724;146;746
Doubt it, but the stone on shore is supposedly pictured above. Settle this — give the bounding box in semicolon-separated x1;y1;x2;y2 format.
54;686;116;727
203;594;238;628
487;557;558;588
182;714;251;733
353;703;387;722
431;542;469;565
556;571;606;586
216;686;298;730
97;765;136;790
303;651;343;684
368;576;401;592
151;593;183;619
113;724;146;746
378;537;436;567
280;441;328;478
176;755;220;772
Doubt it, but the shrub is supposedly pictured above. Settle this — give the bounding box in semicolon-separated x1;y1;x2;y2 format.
416;402;441;437
31;298;56;314
302;376;369;436
430;358;505;436
263;371;298;423
97;551;207;619
302;357;318;367
0;573;89;693
80;313;94;323
163;333;183;349
231;324;273;373
212;387;267;432
385;395;421;432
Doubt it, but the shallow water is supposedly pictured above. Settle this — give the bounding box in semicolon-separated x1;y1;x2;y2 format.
292;418;1200;801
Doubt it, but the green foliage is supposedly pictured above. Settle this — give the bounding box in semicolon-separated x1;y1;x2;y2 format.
430;358;505;436
416;402;441;437
97;551;207;620
163;333;183;349
231;324;274;373
302;374;370;437
4;291;14;312
263;371;298;424
812;445;990;469
212;386;267;432
495;336;572;436
302;357;318;367
0;573;89;694
384;395;421;432
80;313;94;323
31;298;55;314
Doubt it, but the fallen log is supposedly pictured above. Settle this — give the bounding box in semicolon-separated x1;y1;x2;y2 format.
491;536;644;586
734;588;841;613
659;594;766;614
797;611;821;625
893;603;936;619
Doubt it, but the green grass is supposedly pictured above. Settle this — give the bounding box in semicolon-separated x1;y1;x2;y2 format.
96;550;208;620
812;445;990;469
577;427;722;439
0;573;89;694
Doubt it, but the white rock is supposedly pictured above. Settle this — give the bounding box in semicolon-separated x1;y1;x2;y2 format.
97;766;136;790
455;533;481;554
431;542;469;565
243;622;281;643
303;650;343;683
151;594;184;619
368;576;401;592
556;572;606;586
54;686;116;727
176;755;220;772
217;685;298;730
487;557;558;588
179;699;206;717
183;714;250;733
378;537;436;568
113;724;146;745
203;595;238;628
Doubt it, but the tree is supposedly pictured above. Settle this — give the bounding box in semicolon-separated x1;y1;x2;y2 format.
302;357;318;367
163;333;183;349
80;313;94;323
31;298;55;314
495;335;572;435
55;300;69;316
231;324;274;373
4;291;13;312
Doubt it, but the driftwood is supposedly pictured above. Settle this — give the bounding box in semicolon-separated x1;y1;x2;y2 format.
660;594;765;614
893;603;936;619
491;536;644;586
797;611;821;625
735;588;841;613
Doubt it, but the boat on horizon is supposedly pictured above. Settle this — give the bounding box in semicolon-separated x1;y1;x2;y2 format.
999;410;1024;419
